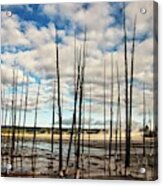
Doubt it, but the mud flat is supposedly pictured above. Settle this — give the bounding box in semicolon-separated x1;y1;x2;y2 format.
1;135;156;180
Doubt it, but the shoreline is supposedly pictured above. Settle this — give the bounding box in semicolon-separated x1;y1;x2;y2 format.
1;132;154;144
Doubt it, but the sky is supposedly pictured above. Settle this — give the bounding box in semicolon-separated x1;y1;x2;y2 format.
1;1;156;130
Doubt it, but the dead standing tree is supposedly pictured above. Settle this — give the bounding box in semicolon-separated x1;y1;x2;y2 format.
51;80;56;154
122;3;138;172
116;61;121;150
122;4;130;172
65;38;81;175
17;73;25;151
116;60;122;174
75;28;86;179
81;85;85;178
1;87;6;146
4;88;9;128
88;83;92;178
143;83;146;157
32;82;41;153
128;15;137;167
11;68;18;171
115;61;119;174
55;25;63;177
103;59;107;174
31;82;41;176
21;74;29;149
108;54;114;174
3;87;11;167
1;86;5;167
1;86;5;126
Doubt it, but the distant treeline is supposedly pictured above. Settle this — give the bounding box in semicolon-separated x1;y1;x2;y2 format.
1;125;156;137
1;125;102;134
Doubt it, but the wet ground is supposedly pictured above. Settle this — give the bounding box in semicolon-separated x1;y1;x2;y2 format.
1;137;157;180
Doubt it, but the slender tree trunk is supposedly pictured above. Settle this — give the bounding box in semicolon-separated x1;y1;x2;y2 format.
14;71;19;168
109;54;114;174
55;26;63;177
11;68;15;154
17;73;25;152
143;83;146;157
88;84;91;178
128;15;137;166
1;87;5;126
4;89;10;167
119;110;122;175
115;62;119;174
7;100;12;153
4;91;8;127
48;84;56;170
75;29;86;179
81;90;85;178
115;60;122;175
1;88;6;149
11;69;18;170
116;61;122;163
31;83;40;178
65;48;81;174
32;83;41;153
51;80;56;154
73;32;78;164
21;75;29;149
115;108;118;161
148;110;152;153
103;59;107;174
81;80;85;178
123;3;129;171
1;87;5;167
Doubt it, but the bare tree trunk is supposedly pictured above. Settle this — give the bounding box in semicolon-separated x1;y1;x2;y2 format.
21;75;29;149
74;38;78;161
115;61;119;174
31;83;40;178
65;47;81;174
108;54;114;174
7;99;12;155
148;110;152;154
123;3;129;172
1;87;5;126
11;69;18;170
81;84;85;178
116;61;122;163
4;91;9;127
17;73;25;152
32;82;41;153
75;29;86;179
1;87;6;149
119;110;122;175
55;26;63;177
11;68;15;155
20;74;29;173
103;59;107;174
88;84;92;178
128;15;137;166
1;87;5;167
51;80;56;153
143;83;146;157
4;89;10;167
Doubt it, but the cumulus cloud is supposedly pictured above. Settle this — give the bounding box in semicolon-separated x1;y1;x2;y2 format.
1;12;29;46
1;2;155;129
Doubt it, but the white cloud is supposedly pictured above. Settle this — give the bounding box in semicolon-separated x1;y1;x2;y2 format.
125;1;153;37
1;2;155;128
1;12;29;46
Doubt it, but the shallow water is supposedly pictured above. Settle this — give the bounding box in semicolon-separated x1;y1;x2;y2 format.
1;138;156;180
